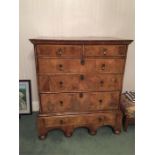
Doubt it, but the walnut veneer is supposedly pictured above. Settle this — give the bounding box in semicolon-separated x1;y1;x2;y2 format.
30;38;132;139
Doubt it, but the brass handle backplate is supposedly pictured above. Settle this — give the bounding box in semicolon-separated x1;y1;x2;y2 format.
100;80;104;86
98;117;103;122
60;120;64;124
81;59;85;65
101;64;106;70
56;48;63;56
59;81;63;88
80;75;84;80
102;48;107;55
99;99;103;104
58;64;63;71
111;78;117;83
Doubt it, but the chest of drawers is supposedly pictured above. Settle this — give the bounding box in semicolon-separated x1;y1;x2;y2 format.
30;38;132;139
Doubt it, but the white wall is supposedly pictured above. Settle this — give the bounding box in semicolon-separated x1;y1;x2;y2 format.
19;0;135;111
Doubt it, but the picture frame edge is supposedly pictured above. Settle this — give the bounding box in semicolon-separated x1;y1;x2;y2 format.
19;79;32;115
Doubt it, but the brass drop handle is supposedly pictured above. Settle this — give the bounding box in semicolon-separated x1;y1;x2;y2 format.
79;92;83;98
101;64;106;70
102;48;107;55
98;117;103;122
81;59;85;65
59;64;63;71
59;81;63;87
99;99;103;104
100;80;104;86
59;100;63;106
80;75;84;80
111;78;117;83
56;48;63;56
60;119;64;124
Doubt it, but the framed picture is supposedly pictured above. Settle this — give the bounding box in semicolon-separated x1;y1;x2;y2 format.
19;80;32;115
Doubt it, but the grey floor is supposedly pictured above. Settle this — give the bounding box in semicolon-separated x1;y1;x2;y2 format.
19;113;135;155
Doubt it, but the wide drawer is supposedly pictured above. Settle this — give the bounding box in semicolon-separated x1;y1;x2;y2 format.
38;74;122;92
40;91;120;113
36;45;82;58
43;112;116;128
38;58;125;74
84;45;127;57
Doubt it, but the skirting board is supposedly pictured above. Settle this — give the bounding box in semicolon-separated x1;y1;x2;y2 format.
32;101;39;111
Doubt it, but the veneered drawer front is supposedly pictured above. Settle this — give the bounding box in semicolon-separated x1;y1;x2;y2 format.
38;74;122;92
86;74;122;91
95;59;125;73
43;112;116;128
88;91;119;111
38;75;81;92
37;59;94;74
40;91;119;113
84;45;126;57
36;45;82;58
38;59;124;74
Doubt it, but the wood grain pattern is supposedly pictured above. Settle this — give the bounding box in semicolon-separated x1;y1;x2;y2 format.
85;45;127;57
30;38;132;139
38;59;125;74
37;111;121;138
38;74;122;92
40;91;120;113
37;45;82;58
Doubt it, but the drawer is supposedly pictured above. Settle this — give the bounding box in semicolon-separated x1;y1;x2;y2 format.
38;59;94;74
44;112;116;128
84;45;127;57
38;74;122;92
95;59;125;73
40;91;120;113
38;58;124;74
36;45;82;58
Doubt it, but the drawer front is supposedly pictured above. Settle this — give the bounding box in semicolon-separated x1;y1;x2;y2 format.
95;59;125;73
37;59;94;74
38;58;124;74
44;112;116;127
84;45;126;57
38;74;122;92
36;45;82;58
40;92;119;113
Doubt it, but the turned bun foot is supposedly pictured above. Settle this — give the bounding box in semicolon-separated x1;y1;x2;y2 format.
88;128;97;135
39;135;46;140
114;130;121;135
64;132;73;137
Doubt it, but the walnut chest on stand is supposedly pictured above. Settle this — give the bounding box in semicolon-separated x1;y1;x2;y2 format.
30;37;132;139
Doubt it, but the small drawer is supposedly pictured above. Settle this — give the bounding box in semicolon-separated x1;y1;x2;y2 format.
84;45;127;57
95;59;125;73
88;91;119;110
87;74;122;91
45;117;72;127
37;59;94;74
36;45;82;58
38;75;81;92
